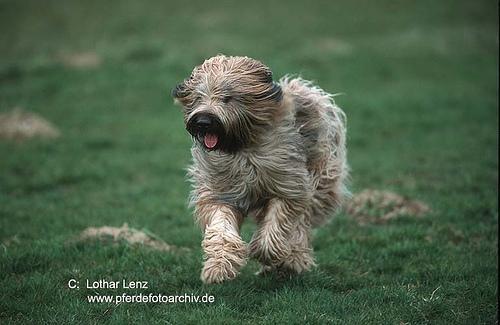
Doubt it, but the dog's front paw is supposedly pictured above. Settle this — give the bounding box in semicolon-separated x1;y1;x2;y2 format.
249;233;291;266
201;220;247;284
200;246;247;283
201;257;239;284
280;248;316;274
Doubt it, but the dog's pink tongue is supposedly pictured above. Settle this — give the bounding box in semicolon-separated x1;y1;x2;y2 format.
204;134;218;149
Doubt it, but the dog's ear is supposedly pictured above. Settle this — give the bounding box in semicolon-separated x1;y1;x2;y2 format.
261;68;273;83
171;78;195;107
172;82;188;99
247;60;274;84
253;64;282;102
172;68;201;106
258;81;283;102
239;58;282;103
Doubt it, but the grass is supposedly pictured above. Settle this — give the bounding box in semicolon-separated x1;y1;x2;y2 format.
0;0;497;323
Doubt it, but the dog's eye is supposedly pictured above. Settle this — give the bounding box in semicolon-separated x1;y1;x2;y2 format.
222;95;232;104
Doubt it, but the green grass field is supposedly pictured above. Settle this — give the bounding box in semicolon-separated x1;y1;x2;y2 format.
0;0;498;323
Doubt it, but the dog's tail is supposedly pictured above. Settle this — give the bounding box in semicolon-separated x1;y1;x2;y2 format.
279;76;350;227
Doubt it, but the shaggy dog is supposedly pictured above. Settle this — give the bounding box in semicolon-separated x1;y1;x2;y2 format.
172;55;348;284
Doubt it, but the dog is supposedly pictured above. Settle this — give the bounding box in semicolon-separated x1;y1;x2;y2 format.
172;55;348;284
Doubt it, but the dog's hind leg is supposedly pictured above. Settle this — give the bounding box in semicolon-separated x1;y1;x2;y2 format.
196;202;247;284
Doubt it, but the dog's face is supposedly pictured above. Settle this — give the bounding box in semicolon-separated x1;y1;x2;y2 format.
172;55;282;153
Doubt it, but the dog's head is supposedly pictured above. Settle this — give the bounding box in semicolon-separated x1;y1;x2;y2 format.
172;55;282;153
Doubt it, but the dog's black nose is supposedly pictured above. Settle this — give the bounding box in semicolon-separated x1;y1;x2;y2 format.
186;113;223;138
193;114;213;129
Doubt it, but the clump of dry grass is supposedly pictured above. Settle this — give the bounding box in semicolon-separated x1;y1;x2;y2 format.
0;108;60;141
77;223;176;252
346;189;430;225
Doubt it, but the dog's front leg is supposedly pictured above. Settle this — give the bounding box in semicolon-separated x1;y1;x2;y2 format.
249;198;305;269
196;203;247;284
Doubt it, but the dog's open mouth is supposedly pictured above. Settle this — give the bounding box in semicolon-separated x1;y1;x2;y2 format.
186;113;225;151
203;133;218;149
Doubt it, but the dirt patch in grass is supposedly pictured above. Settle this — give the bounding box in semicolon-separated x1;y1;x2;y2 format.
346;189;430;225
0;108;60;141
59;51;102;69
77;224;178;252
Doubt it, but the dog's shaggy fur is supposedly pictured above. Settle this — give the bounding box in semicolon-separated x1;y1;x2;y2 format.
172;55;348;284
